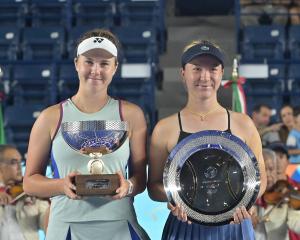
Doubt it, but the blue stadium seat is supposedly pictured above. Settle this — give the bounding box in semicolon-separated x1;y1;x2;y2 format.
288;26;300;60
0;0;28;27
73;0;115;28
21;27;66;60
242;25;285;61
288;63;300;81
30;0;69;27
114;26;158;63
118;0;160;26
118;0;166;53
110;63;156;129
247;95;283;115
4;104;45;156
287;64;300;106
243;64;285;95
58;62;78;100
10;63;57;105
0;27;20;60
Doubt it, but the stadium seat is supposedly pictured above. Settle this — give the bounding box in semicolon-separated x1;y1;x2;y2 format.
110;63;156;130
73;0;115;28
243;64;285;95
288;26;300;60
0;27;20;60
288;63;300;81
10;63;57;105
21;27;66;60
30;0;69;27
4;104;45;156
57;62;78;100
0;0;28;27
247;95;283;115
242;25;285;61
114;26;158;63
287;63;300;106
118;0;166;53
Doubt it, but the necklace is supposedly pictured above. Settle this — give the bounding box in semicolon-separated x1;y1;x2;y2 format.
186;105;221;121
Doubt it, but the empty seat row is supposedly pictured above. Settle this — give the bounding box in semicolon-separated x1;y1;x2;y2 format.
0;26;159;63
0;0;166;53
241;25;300;61
240;63;300;113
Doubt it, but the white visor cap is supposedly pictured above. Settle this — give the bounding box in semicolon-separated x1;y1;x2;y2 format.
77;37;118;57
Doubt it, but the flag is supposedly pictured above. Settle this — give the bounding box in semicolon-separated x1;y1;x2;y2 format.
0;66;6;144
0;104;5;144
223;59;247;114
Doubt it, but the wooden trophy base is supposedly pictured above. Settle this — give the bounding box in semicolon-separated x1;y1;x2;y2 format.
75;174;120;196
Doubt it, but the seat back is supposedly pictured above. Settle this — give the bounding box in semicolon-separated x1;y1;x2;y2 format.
22;27;65;60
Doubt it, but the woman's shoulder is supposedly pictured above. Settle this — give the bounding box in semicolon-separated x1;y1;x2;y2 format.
230;110;254;127
229;110;257;139
119;100;145;120
153;113;179;134
36;104;61;125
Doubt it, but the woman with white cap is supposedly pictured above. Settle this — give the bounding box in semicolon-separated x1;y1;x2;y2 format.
148;39;267;239
23;29;149;240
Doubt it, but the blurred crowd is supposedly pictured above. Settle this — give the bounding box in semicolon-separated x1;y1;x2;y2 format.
240;0;300;25
251;104;300;240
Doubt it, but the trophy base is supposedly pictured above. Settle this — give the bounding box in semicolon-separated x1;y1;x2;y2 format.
75;174;120;196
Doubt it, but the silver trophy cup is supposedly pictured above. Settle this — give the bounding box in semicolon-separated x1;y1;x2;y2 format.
61;120;128;196
163;130;260;225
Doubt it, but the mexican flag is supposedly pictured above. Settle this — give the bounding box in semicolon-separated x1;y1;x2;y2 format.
223;59;247;114
0;104;5;144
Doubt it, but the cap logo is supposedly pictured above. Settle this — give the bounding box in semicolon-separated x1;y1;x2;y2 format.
94;37;104;44
201;45;210;51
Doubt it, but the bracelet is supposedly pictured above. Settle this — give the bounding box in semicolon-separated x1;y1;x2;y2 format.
126;179;134;196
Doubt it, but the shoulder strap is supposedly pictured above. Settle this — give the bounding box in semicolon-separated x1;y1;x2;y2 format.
226;109;231;133
178;112;183;131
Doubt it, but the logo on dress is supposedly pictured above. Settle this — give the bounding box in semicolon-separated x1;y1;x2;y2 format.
94;37;104;44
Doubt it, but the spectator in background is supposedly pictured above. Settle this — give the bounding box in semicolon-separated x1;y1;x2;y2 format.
252;148;300;240
289;0;300;25
240;0;290;26
251;104;282;146
286;106;300;164
279;104;295;144
0;144;49;240
268;141;290;181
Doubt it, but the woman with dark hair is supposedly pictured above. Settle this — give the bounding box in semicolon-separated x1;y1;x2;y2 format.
23;29;149;240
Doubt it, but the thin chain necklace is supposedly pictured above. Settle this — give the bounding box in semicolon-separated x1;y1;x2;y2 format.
186;105;221;121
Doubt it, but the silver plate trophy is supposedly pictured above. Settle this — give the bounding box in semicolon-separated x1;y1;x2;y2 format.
61;120;128;196
163;130;260;225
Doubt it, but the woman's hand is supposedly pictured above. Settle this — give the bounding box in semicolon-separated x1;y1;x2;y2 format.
112;171;130;200
0;192;12;205
230;206;253;224
168;202;192;224
62;171;81;200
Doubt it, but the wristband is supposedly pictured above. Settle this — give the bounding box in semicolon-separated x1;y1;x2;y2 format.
126;179;134;196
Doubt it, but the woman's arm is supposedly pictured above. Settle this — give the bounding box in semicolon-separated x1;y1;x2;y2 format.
244;115;267;199
147;119;170;202
113;102;147;199
23;106;79;199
